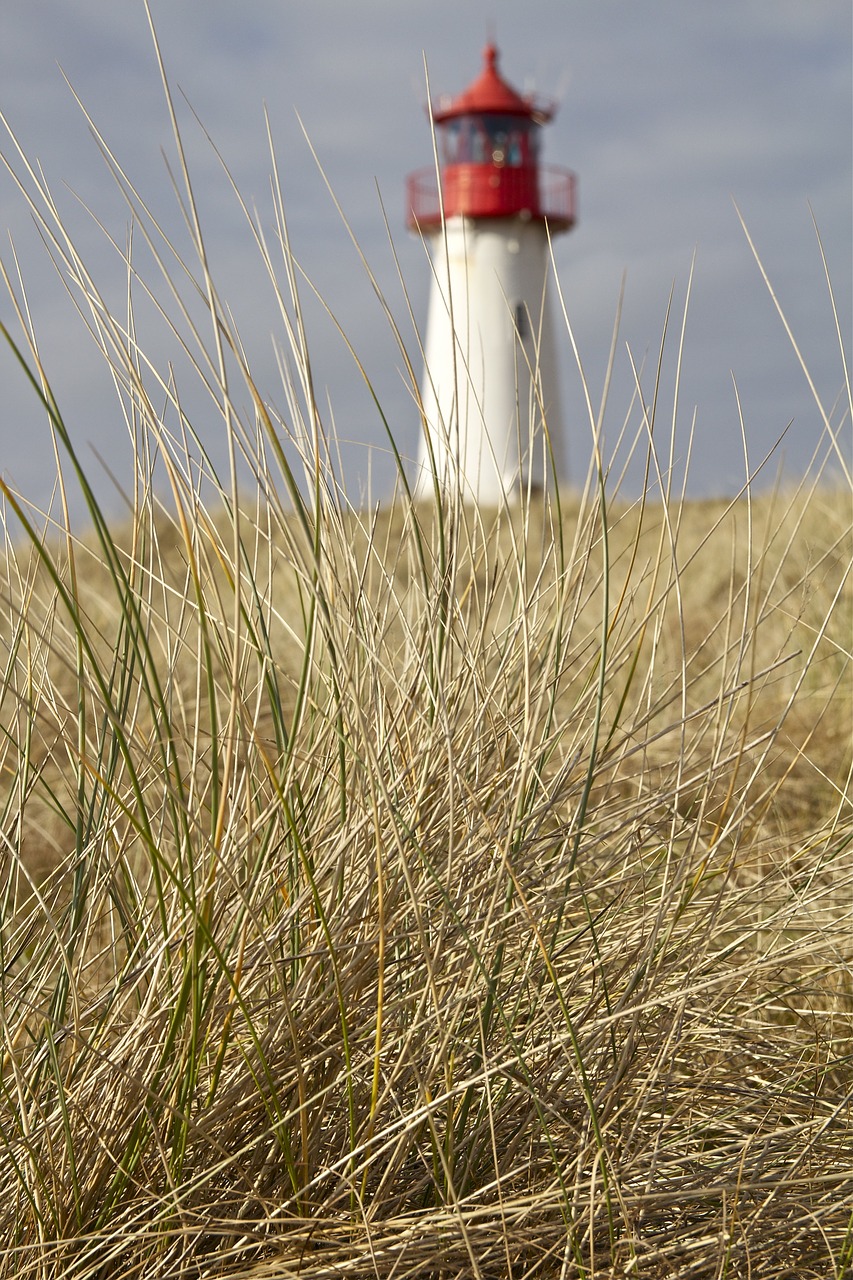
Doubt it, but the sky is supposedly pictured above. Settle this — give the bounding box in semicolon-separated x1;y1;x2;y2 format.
0;2;850;522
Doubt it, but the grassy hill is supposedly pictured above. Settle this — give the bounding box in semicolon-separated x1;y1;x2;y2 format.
1;472;850;1278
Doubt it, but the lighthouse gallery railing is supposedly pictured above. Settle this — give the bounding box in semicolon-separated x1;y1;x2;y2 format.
406;164;576;231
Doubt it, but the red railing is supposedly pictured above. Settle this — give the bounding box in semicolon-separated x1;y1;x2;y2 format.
406;164;576;231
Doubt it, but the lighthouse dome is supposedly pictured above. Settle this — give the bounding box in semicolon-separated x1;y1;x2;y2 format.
432;43;554;124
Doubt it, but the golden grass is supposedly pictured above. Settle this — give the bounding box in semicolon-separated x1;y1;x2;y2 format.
1;482;850;1278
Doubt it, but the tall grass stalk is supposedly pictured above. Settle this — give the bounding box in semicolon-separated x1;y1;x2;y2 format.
0;20;851;1278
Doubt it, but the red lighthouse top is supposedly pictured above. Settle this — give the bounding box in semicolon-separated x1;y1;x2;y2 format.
407;44;576;231
431;43;553;123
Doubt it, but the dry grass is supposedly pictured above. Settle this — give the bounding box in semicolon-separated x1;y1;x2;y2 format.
0;14;851;1278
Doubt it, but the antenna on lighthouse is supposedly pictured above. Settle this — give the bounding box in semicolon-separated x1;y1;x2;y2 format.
406;42;577;505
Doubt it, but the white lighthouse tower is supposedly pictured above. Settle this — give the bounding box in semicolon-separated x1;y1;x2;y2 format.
407;43;576;504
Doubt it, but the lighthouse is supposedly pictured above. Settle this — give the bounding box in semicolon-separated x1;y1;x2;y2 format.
407;43;576;505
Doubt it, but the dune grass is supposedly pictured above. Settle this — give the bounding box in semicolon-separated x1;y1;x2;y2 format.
0;21;851;1279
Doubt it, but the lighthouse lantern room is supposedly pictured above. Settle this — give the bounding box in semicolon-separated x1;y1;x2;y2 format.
408;44;576;504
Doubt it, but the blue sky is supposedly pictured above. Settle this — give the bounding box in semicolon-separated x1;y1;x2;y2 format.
0;2;850;519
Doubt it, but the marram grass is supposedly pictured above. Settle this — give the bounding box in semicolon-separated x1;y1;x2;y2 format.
0;22;852;1280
